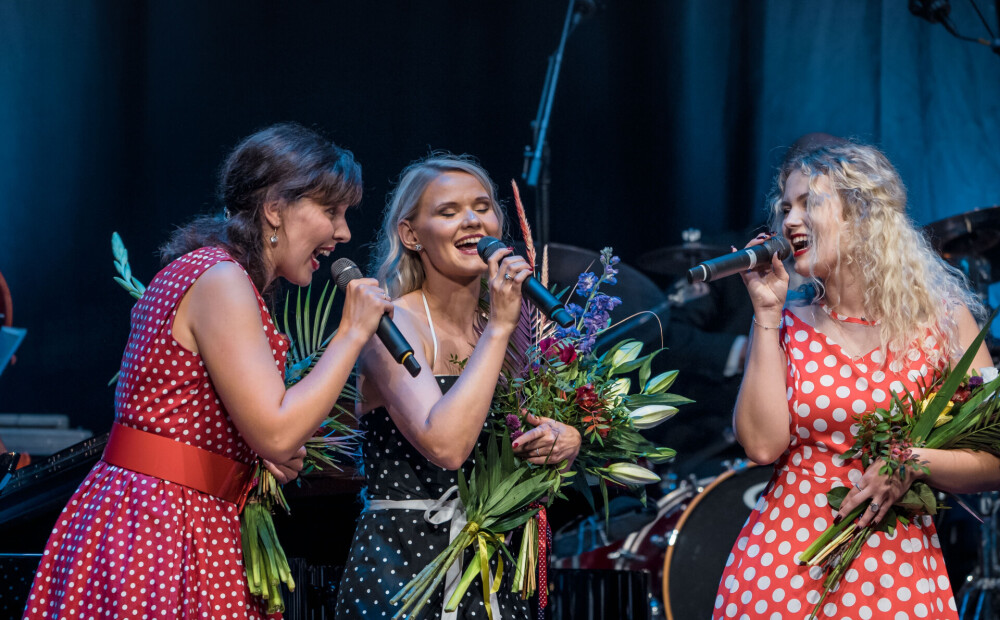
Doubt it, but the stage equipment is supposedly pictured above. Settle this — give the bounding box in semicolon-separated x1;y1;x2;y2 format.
956;492;1000;619
908;0;1000;55
924;205;1000;312
547;568;651;620
478;237;575;327
636;228;728;277
521;0;597;246
551;462;771;618
0;432;107;537
0;553;42;616
685;236;790;284
331;258;420;376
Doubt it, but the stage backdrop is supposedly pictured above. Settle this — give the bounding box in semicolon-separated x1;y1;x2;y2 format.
1;0;998;432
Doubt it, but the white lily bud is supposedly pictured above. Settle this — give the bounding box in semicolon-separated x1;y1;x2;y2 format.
610;341;643;369
644;370;678;394
600;462;660;486
645;447;676;464
629;404;679;429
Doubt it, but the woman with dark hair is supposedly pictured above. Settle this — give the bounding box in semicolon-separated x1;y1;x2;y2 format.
335;153;582;618
23;123;390;620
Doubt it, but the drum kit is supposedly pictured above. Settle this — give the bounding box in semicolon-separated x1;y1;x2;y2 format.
545;206;1000;619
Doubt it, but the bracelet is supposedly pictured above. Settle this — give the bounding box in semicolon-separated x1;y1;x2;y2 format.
753;315;780;330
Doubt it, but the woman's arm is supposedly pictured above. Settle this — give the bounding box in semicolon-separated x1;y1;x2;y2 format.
175;261;390;463
732;243;794;465
360;251;532;470
917;304;1000;493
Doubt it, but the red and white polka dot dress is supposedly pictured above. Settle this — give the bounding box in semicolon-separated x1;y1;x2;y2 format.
24;247;287;620
714;308;957;620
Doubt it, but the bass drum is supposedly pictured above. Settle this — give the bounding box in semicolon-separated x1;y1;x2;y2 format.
661;464;773;620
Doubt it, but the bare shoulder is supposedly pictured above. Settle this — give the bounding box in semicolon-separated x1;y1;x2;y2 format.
953;304;994;368
179;261;263;348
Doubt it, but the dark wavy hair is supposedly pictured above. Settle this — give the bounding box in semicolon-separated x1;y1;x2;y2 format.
160;122;362;292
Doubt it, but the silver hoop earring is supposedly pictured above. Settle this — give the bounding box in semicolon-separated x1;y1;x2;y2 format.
270;227;279;245
414;244;422;251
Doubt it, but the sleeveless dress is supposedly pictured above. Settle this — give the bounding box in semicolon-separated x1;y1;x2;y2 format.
713;308;957;620
23;247;287;620
335;293;531;619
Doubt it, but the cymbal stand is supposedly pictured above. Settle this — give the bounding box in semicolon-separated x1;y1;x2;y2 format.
958;492;1000;619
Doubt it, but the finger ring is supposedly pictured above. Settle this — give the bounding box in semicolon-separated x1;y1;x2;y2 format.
869;502;879;512
504;273;513;281
854;482;863;491
535;448;540;457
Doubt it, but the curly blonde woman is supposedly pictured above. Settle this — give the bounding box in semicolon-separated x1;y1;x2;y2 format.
714;138;1000;619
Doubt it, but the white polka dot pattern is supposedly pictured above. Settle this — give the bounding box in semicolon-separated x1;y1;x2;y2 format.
713;309;957;619
335;378;530;618
24;247;288;620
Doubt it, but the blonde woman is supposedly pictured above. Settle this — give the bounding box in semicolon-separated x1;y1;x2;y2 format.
335;154;581;618
714;140;1000;619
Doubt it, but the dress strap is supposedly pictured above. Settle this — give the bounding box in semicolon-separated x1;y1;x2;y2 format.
421;290;439;369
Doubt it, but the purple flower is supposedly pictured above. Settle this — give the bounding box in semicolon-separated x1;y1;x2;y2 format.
578;334;597;354
555;325;581;340
566;303;585;319
970;375;985;387
505;413;522;431
576;272;598;297
589;294;621;314
511;429;524;442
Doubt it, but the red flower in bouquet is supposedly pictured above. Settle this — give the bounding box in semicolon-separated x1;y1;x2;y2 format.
574;383;601;411
538;336;578;364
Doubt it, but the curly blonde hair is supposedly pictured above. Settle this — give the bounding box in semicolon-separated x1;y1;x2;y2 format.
768;142;983;366
370;153;507;298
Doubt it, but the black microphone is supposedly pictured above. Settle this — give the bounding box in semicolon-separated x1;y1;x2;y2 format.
686;236;792;283
331;258;421;377
476;237;575;328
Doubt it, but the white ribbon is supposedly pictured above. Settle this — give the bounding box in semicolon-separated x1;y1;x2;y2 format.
367;485;501;620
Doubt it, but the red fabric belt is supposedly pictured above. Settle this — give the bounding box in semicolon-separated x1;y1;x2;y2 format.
102;422;253;506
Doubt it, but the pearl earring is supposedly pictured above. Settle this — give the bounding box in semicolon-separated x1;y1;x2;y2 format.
270;227;279;245
414;244;422;251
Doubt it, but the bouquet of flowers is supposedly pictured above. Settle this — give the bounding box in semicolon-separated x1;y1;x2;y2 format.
111;233;361;613
798;316;1000;620
389;186;685;619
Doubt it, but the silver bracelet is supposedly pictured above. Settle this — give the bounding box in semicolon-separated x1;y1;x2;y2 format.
753;315;780;330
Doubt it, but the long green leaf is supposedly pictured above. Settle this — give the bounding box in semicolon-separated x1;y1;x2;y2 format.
912;311;996;442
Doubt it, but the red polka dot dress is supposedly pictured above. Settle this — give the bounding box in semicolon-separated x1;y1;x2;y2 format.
714;308;957;620
24;247;287;620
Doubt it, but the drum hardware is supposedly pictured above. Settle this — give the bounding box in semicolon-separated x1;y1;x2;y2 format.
957;491;1000;619
553;462;773;619
636;229;729;277
648;534;668;549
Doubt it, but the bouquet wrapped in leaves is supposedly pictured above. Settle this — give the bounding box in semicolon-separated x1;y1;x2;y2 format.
389;185;685;618
798;315;1000;620
111;233;361;614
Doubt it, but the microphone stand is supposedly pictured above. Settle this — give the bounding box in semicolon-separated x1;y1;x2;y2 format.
522;0;585;247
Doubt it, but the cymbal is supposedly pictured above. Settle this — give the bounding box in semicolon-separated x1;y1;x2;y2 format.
636;242;728;275
924;205;1000;258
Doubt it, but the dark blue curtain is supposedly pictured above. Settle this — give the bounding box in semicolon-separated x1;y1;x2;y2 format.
1;0;998;430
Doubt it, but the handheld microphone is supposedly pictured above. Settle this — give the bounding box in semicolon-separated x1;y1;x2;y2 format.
686;236;792;283
331;258;421;377
476;237;575;328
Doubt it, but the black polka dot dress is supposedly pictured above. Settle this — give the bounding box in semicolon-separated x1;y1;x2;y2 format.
335;376;531;619
23;247;285;620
